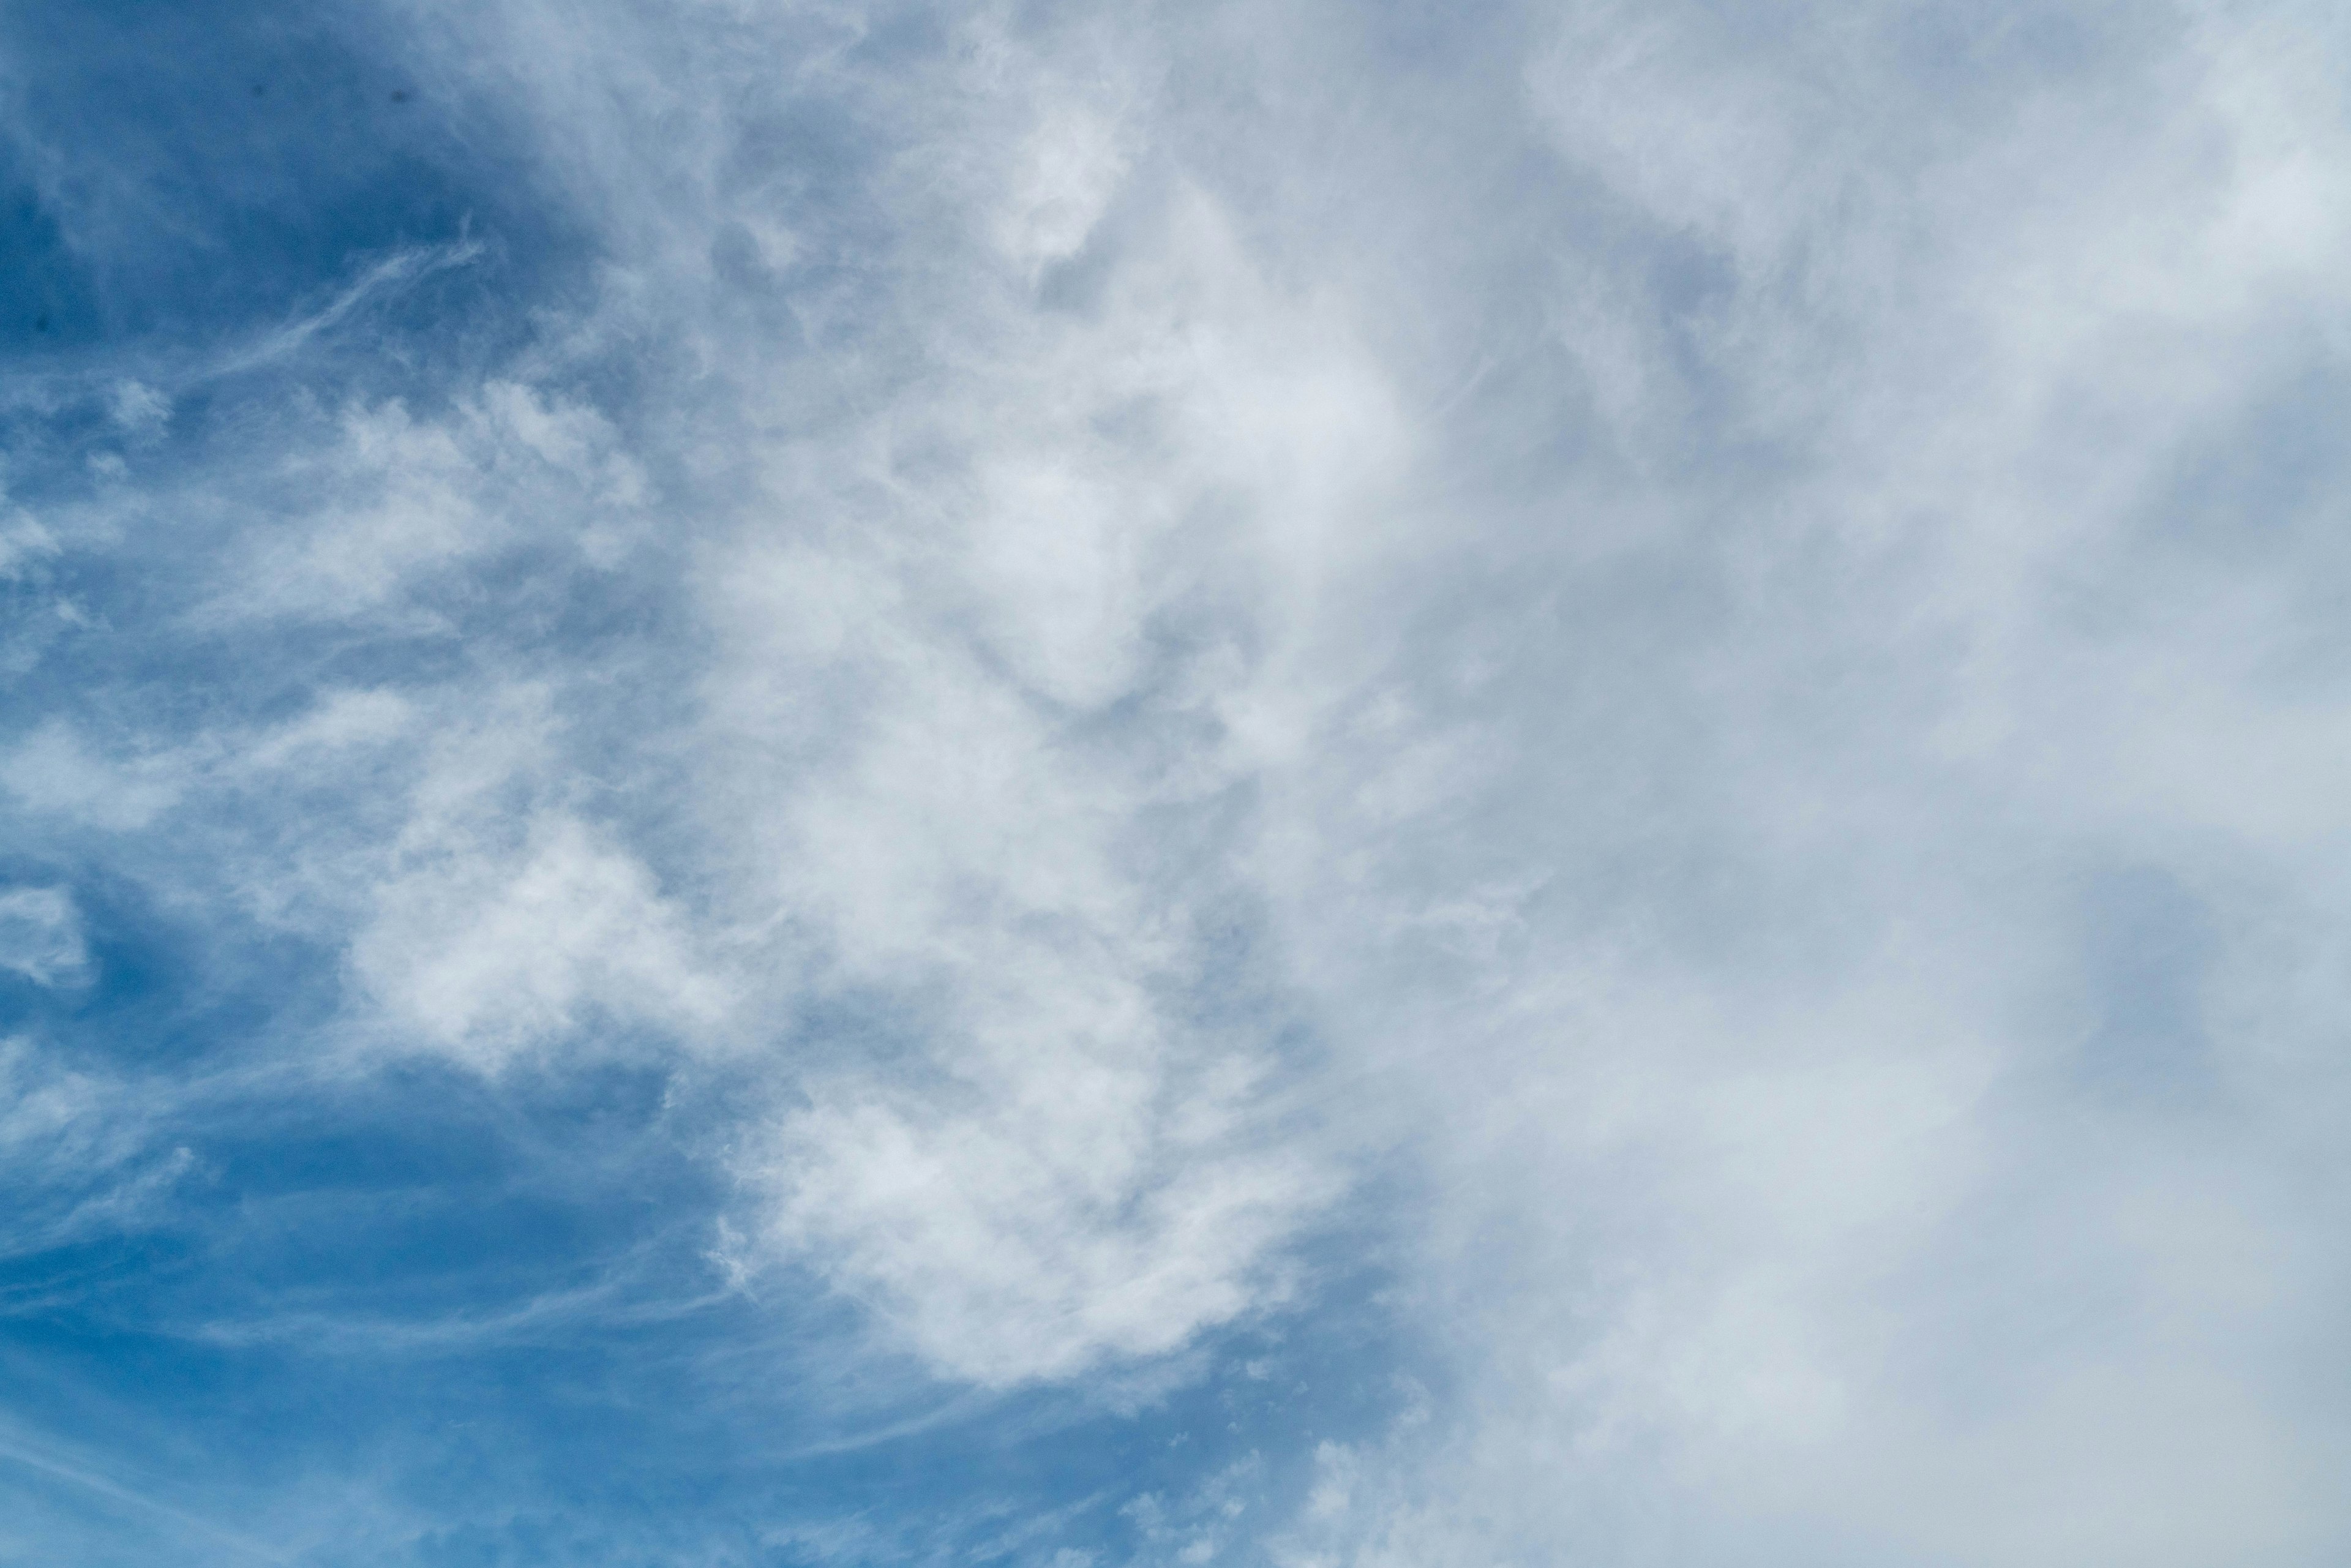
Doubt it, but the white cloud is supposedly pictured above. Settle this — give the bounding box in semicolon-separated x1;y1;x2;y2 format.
0;1036;185;1260
585;12;1408;1382
701;209;1379;1375
213;678;735;1067
222;379;649;622
1240;2;2351;1562
354;808;732;1066
0;887;89;988
1;721;186;832
107;380;171;438
0;508;59;580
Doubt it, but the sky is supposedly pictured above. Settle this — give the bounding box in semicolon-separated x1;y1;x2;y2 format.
4;1;2350;1563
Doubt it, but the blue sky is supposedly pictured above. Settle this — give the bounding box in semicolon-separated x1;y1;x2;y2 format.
5;1;2351;1564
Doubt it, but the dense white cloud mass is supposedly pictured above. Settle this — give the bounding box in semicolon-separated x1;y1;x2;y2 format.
9;0;2351;1562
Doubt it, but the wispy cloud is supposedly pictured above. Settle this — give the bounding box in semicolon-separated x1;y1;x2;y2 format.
0;1419;292;1567
0;887;90;988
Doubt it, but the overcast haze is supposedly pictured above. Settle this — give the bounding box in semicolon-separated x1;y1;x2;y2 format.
4;1;2350;1563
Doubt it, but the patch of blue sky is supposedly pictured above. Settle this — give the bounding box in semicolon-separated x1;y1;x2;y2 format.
0;1;566;350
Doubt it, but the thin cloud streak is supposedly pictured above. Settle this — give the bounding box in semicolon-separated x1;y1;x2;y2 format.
0;1422;293;1567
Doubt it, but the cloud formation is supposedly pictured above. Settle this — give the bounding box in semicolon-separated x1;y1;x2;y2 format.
5;0;2350;1563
